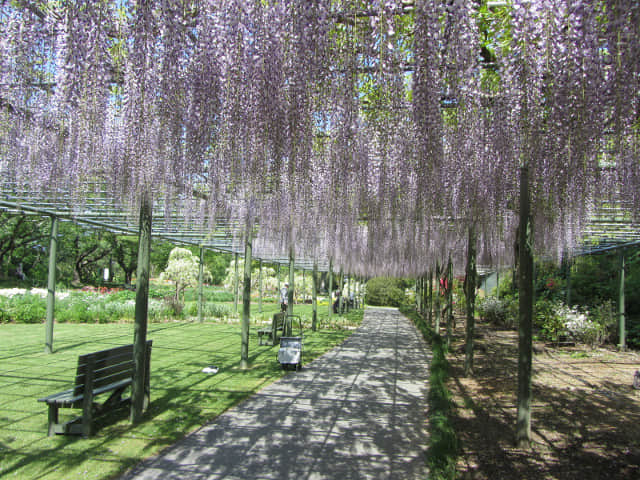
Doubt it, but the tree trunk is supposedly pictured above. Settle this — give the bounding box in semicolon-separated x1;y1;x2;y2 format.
516;165;534;449
428;269;433;328
434;261;441;334
464;225;477;376
446;255;453;349
131;193;151;424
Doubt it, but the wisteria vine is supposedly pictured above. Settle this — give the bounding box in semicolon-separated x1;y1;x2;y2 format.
0;0;637;277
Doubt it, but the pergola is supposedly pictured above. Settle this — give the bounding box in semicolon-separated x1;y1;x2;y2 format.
1;0;638;447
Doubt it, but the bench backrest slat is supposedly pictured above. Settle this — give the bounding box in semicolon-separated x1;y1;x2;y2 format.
72;341;152;397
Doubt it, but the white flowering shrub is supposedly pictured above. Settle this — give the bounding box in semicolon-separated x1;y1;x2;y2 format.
477;296;510;326
540;302;605;347
561;306;604;347
160;248;212;307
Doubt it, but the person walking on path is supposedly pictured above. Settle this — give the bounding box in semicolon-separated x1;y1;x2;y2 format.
280;282;289;312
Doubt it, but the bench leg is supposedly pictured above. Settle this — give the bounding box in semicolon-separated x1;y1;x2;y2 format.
81;359;95;437
47;404;59;437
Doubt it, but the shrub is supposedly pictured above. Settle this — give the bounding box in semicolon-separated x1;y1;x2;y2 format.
535;299;606;347
365;277;408;307
477;296;509;326
184;301;232;318
6;294;46;323
535;298;565;342
563;308;605;347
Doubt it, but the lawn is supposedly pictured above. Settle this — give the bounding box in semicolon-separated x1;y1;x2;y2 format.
0;309;360;480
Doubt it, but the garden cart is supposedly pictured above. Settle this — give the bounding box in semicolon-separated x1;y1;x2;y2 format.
277;314;303;370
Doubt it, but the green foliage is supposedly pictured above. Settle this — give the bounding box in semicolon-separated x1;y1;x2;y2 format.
534;298;611;346
160;247;212;304
149;284;175;299
205;251;232;285
183;301;232;319
627;317;640;350
534;298;566;342
3;293;46;323
569;255;618;307
400;306;458;480
365;277;409;307
477;296;510;327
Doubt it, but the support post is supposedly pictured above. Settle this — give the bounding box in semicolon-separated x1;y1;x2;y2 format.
258;259;263;314
198;246;204;323
328;259;333;320
45;216;58;354
619;251;626;350
233;252;239;314
428;269;433;328
312;262;318;331
446;255;453;349
434;261;441;334
277;263;281;306
338;268;344;314
464;225;477;376
516;165;534;449
302;269;306;304
241;234;252;368
131;193;151;423
288;247;295;317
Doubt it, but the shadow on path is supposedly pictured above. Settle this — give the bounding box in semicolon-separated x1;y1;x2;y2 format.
119;307;432;480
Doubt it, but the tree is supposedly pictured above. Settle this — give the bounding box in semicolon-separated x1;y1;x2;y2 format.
109;235;138;285
160;247;211;306
0;213;48;282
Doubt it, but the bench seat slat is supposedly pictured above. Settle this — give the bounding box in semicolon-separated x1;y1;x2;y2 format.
39;378;133;406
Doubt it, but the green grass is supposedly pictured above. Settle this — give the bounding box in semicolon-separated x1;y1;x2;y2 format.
0;312;360;480
400;305;458;480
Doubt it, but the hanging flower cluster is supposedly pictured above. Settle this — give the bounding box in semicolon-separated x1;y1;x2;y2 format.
0;1;637;277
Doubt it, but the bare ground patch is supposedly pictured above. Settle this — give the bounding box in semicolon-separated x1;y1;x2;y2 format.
447;317;640;480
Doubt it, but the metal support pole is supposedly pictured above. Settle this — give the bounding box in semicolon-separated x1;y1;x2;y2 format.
198;246;204;323
258;259;263;314
241;234;252;368
44;216;58;354
288;247;295;334
277;263;281;303
234;252;239;314
312;262;318;331
339;268;344;314
302;269;306;304
619;252;626;350
328;259;333;320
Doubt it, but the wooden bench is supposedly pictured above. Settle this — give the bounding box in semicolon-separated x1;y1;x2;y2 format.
38;340;152;437
258;313;288;346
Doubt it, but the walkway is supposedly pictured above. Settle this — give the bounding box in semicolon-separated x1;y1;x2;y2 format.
120;307;432;480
